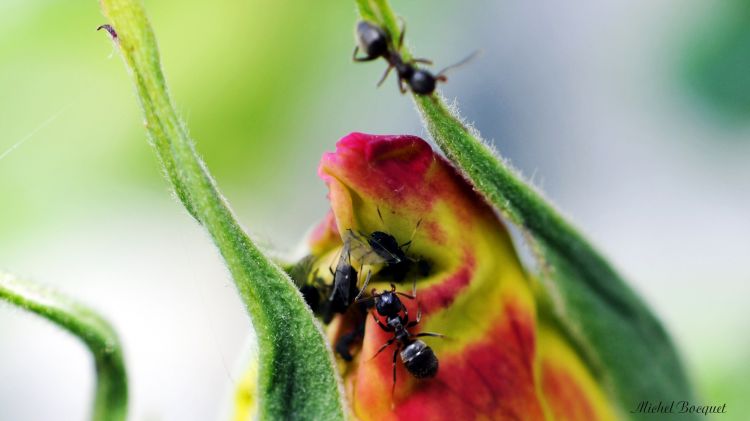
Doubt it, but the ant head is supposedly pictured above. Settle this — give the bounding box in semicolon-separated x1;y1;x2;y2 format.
374;289;402;318
356;21;389;59
408;69;440;95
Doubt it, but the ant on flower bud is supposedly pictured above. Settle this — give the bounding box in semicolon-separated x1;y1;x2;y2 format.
289;212;432;362
357;283;444;405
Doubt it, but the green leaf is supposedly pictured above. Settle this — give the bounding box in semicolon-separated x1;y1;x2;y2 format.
0;272;127;421
95;1;345;419
354;0;697;417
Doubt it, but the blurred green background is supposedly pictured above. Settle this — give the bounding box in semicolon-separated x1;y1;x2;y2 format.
1;0;748;420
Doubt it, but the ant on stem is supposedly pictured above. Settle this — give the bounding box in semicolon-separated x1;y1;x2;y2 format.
353;20;478;95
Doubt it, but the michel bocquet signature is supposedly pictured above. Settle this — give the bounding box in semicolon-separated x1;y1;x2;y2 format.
631;401;727;416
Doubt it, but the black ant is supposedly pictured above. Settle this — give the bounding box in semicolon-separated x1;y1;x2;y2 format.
353;20;443;95
358;282;444;402
289;214;430;361
353;20;478;95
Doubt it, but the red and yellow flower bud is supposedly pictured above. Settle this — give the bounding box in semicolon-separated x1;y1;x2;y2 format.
312;133;617;421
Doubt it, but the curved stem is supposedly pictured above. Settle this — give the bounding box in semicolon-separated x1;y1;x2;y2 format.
0;272;127;421
96;0;346;419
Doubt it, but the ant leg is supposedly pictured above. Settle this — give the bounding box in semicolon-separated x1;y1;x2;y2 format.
370;337;396;360
397;17;406;49
353;46;379;62
415;332;445;339
353;270;372;302
396;274;417;300
411;58;433;66
372;310;390;332
406;306;422;328
397;76;407;94
396;289;416;300
400;277;417;302
377;65;394;87
392;283;418;303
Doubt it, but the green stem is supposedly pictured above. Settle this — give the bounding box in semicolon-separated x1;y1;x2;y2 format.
97;1;345;419
0;272;127;421
355;0;696;416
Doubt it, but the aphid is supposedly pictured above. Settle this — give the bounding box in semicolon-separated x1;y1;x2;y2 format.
298;283;321;313
360;284;444;400
334;316;367;362
347;210;423;283
287;251;366;359
290;216;429;362
286;253;353;324
323;238;371;319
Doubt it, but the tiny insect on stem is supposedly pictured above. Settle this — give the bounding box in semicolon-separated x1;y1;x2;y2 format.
97;24;118;42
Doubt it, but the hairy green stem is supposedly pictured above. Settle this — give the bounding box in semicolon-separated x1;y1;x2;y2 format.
0;272;127;421
355;0;696;417
97;1;345;419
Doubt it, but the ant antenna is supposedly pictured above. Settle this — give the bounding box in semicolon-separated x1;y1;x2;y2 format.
377;207;385;224
401;218;422;253
355;287;379;304
436;49;483;78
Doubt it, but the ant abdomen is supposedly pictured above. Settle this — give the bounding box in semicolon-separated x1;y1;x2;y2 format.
401;340;439;379
408;70;438;96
